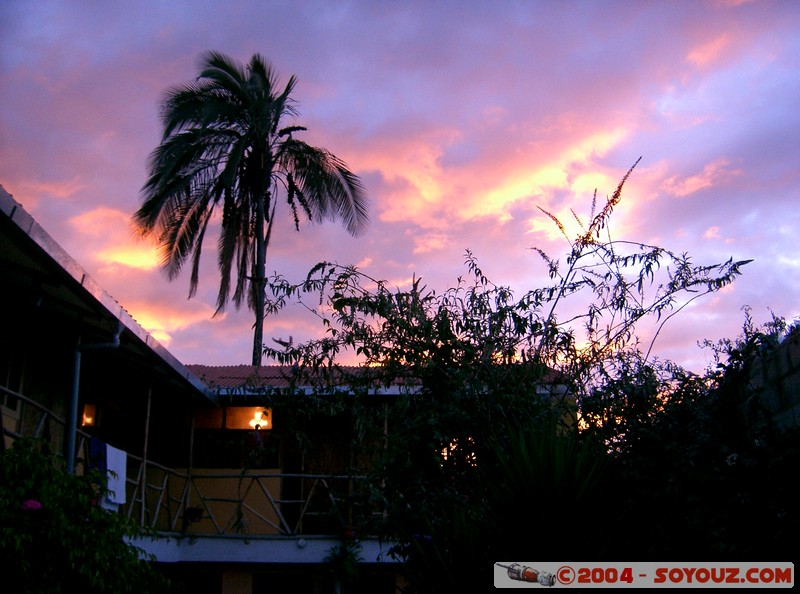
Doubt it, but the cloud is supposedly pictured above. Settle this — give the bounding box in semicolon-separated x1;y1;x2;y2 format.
661;158;742;197
364;118;630;241
687;33;732;68
68;207;160;270
353;124;461;227
3;177;85;210
714;0;757;7
411;231;452;255
124;299;220;347
1;0;798;374
95;245;160;271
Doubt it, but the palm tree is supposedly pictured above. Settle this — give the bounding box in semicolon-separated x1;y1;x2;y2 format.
133;51;369;366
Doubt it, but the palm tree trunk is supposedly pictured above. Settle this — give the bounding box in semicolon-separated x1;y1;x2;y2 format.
252;192;267;367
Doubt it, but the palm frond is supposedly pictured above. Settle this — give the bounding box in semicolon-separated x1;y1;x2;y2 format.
279;140;369;236
198;50;248;96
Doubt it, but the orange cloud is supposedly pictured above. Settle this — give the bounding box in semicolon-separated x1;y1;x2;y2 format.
474;164;568;221
517;129;634;243
703;226;721;239
526;208;580;243
356;120;628;233
571;171;616;196
462;127;629;223
69;207;160;270
125;300;219;347
96;245;160;270
354;127;461;226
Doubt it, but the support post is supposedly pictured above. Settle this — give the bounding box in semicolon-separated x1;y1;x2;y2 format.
66;338;81;474
66;321;122;474
140;386;152;527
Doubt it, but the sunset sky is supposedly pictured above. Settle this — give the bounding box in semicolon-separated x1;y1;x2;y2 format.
1;0;798;373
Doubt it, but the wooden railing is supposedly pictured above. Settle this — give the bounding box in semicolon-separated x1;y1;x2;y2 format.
124;455;376;537
1;383;72;451
2;384;378;538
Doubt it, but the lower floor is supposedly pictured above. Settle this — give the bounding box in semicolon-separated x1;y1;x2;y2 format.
158;564;402;594
134;535;403;594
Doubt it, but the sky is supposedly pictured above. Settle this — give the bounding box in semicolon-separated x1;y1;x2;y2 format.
1;0;798;373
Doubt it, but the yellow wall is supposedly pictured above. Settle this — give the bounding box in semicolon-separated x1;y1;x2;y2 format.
128;466;284;535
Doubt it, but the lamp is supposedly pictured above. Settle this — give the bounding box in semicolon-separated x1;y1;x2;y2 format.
81;403;96;427
248;409;272;431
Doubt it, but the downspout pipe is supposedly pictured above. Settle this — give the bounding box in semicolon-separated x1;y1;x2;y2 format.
66;320;123;474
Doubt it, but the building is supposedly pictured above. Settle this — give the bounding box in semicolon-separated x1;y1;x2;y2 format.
0;185;399;594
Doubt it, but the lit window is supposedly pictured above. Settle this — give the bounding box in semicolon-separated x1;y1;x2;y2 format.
440;437;477;467
81;404;96;427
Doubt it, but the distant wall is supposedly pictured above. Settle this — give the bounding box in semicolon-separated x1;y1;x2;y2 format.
748;329;800;432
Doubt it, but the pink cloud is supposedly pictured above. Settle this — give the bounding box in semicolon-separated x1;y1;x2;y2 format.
123;299;219;347
687;33;732;67
661;159;742;197
19;177;84;201
69;207;131;236
411;232;452;255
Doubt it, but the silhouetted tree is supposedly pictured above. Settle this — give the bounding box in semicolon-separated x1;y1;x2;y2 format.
134;51;369;365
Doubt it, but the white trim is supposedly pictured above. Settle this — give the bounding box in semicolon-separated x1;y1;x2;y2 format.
130;534;399;564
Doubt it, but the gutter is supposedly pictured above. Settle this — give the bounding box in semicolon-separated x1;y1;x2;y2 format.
65;320;123;473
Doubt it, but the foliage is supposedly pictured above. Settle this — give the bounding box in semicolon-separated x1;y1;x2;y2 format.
262;160;749;391
598;314;800;560
387;413;611;592
133;50;369;365
250;162;769;591
322;539;364;593
0;438;170;594
702;305;788;389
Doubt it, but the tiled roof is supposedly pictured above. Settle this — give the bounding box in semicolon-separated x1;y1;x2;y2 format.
187;363;567;393
185;364;412;391
186;364;354;390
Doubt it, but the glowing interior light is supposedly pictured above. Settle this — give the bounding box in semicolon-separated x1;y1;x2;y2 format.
248;410;271;430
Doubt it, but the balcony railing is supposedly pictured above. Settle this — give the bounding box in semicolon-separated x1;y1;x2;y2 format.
1;383;379;539
124;456;376;537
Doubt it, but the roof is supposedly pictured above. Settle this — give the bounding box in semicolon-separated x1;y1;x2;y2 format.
188;363;568;397
186;364;323;389
0;184;214;400
186;363;413;395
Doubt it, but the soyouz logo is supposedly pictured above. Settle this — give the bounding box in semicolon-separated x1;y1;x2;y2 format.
495;563;556;586
494;562;794;588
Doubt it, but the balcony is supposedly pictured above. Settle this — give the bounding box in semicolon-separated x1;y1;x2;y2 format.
1;384;395;565
125;462;376;538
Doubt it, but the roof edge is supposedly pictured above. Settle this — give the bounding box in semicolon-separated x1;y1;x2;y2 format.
0;185;216;402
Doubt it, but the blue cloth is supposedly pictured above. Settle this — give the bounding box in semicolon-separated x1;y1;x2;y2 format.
88;437;126;509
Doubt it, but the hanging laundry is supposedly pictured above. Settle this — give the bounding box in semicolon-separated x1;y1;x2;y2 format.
88;437;127;511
